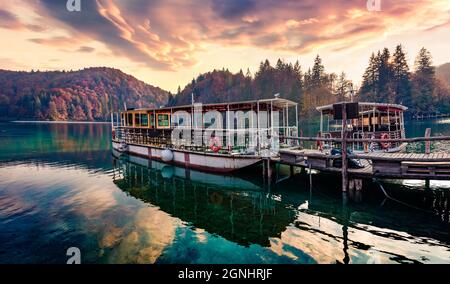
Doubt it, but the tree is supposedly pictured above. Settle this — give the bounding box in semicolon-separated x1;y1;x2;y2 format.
376;48;393;103
48;100;58;120
311;55;325;88
391;44;411;105
411;47;436;113
336;72;352;102
245;68;252;79
359;52;378;101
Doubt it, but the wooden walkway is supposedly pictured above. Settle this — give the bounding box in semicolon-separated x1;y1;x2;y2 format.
278;148;450;180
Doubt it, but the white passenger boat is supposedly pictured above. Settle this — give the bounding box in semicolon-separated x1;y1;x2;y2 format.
316;102;408;153
111;98;298;172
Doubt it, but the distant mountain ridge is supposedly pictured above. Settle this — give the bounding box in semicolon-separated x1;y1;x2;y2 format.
0;67;169;121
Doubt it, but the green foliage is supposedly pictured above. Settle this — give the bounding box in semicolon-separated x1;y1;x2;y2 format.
411;48;436;113
359;46;449;116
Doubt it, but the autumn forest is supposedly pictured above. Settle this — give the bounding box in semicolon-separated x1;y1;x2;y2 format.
0;45;449;121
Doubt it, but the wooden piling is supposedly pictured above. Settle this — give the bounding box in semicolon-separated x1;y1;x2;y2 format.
308;163;312;190
267;159;273;183
425;128;431;154
341;103;348;193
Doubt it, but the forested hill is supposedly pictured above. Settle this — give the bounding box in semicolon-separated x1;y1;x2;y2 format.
0;67;169;121
169;47;450;118
168;58;338;118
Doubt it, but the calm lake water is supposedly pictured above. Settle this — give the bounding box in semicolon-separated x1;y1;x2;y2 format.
0;120;449;264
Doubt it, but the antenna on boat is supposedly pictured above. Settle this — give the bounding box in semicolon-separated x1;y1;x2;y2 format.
349;83;354;103
191;93;195;105
274;93;280;98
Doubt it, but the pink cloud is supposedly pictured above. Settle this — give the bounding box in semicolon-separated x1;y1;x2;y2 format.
5;0;450;71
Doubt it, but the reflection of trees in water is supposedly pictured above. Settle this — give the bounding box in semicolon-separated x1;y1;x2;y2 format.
1;123;112;167
111;157;450;263
2;123;110;155
112;159;295;247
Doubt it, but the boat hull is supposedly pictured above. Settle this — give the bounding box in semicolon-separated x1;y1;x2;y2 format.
112;140;261;173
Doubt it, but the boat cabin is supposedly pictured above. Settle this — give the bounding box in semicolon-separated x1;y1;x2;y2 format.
112;98;298;156
316;102;408;153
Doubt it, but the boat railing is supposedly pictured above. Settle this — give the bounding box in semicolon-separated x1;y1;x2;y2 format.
114;126;288;156
352;132;365;152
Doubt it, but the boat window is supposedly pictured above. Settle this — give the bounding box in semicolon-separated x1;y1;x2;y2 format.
134;113;141;126
127;113;133;126
141;114;148;127
157;114;170;128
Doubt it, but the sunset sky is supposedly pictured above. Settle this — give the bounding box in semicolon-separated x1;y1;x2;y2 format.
0;0;449;92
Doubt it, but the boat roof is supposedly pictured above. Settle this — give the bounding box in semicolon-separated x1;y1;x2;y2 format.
316;102;408;112
126;98;297;112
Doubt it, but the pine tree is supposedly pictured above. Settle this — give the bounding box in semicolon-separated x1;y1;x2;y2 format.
311;55;325;88
376;48;393;103
360;52;377;102
276;59;284;71
245;68;252;78
336;72;351;102
293;60;301;78
412;47;436;113
392;44;411;105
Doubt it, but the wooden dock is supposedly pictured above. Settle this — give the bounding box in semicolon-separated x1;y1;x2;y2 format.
278;148;450;180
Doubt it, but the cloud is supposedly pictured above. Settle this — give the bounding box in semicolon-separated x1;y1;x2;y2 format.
77;46;95;53
29;36;82;47
0;8;46;31
7;0;450;71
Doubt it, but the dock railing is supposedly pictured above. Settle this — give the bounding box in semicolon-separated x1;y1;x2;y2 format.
280;135;450;157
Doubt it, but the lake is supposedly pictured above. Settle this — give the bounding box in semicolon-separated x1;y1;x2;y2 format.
0;120;449;264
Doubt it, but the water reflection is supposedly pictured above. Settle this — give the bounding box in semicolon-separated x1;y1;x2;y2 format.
112;153;450;263
0;122;112;168
0;122;449;264
113;152;294;247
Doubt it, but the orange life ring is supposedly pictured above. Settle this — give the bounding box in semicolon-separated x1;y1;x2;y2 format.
316;139;323;151
380;133;390;149
209;136;222;153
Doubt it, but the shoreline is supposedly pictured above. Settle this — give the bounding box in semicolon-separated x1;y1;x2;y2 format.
10;120;110;124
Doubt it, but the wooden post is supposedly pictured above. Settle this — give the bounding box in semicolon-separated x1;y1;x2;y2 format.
262;160;266;185
267;159;272;182
425;128;431;154
425;179;430;190
341;103;348;192
308;163;312;190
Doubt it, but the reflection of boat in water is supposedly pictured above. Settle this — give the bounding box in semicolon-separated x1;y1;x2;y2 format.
112;153;295;247
112;149;263;191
